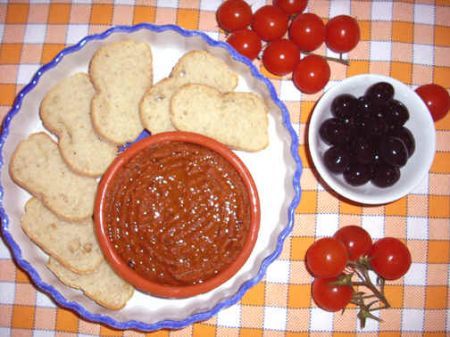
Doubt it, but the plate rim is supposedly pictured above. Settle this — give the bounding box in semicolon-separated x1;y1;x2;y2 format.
0;23;303;331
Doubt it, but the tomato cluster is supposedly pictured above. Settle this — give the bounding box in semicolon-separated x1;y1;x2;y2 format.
216;0;360;94
305;226;411;319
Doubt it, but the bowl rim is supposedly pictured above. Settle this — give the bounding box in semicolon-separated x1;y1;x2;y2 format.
308;73;436;205
94;131;261;298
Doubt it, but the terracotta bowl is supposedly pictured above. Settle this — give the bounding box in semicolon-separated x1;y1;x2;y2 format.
94;131;260;298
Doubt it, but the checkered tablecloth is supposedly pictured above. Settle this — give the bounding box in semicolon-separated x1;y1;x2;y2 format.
0;1;449;336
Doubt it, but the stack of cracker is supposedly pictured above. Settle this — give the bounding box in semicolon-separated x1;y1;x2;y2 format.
9;39;270;309
9;39;154;309
140;49;269;152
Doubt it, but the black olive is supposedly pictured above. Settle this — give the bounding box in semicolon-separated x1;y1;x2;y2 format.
324;146;351;173
371;164;401;188
319;118;351;146
356;96;377;117
350;137;374;165
343;163;371;186
365;82;395;102
387;99;409;126
378;136;408;167
390;126;415;157
331;94;357;121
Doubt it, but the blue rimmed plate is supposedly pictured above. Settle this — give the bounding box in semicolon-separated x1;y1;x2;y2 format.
0;24;302;331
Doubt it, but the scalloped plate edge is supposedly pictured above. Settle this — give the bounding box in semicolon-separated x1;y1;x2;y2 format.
0;23;302;331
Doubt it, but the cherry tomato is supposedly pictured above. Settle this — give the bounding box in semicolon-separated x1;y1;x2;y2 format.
251;5;289;41
216;0;252;32
292;54;330;94
289;13;325;52
273;0;308;15
227;29;262;60
415;83;450;122
325;15;360;53
369;237;411;280
312;277;353;312
262;39;300;76
305;237;348;278
334;225;372;261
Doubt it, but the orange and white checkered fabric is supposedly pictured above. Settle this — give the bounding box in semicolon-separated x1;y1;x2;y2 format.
0;1;449;336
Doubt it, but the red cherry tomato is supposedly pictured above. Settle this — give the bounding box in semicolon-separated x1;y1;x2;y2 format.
292;54;330;94
273;0;308;15
227;29;262;60
289;13;325;52
325;15;360;53
415;83;450;122
262;39;300;76
216;0;252;32
369;237;412;280
334;225;372;261
312;277;353;312
251;5;289;41
305;237;348;278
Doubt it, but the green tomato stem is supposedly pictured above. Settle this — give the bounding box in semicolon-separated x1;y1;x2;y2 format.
302;51;350;66
345;256;392;328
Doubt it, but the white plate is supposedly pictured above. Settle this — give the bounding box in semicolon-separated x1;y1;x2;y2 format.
0;24;302;331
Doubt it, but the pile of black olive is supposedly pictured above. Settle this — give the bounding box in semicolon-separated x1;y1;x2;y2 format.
319;82;415;188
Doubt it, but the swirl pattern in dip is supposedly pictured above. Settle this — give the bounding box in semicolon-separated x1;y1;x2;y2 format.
103;141;251;286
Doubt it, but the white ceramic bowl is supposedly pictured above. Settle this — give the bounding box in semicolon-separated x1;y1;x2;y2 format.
308;74;435;205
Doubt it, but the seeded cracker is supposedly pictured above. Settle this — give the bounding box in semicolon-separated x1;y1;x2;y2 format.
171;83;269;152
40;73;117;177
21;198;103;274
48;258;134;310
9;132;97;222
140;50;238;134
90;40;153;145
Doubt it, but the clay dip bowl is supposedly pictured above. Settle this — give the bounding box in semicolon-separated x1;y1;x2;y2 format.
94;131;260;298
